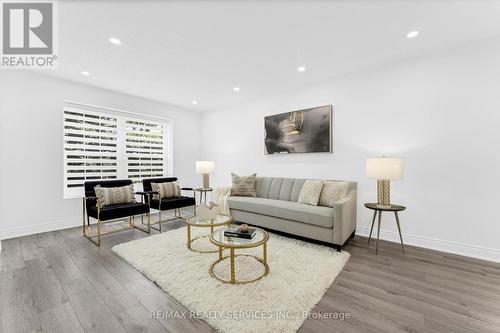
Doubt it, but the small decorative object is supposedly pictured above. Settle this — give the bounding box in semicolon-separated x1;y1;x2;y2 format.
224;225;257;239
366;157;404;207
196;202;219;220
264;105;332;154
240;224;249;233
196;161;215;189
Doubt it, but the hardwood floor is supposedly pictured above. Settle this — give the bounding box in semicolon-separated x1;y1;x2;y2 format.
1;210;500;333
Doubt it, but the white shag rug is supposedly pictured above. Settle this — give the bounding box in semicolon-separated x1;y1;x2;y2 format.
112;226;350;333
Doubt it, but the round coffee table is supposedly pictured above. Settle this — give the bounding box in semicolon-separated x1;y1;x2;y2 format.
209;227;269;285
185;215;231;253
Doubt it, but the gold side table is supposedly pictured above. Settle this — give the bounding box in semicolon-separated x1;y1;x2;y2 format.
185;215;231;253
194;187;213;204
365;203;406;255
209;227;269;285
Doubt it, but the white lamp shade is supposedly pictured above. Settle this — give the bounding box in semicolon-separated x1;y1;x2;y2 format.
196;161;215;174
366;157;403;180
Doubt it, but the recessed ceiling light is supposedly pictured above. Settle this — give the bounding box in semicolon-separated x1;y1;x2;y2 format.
297;66;306;72
406;31;419;39
233;87;240;92
80;71;90;76
109;37;122;45
192;100;198;105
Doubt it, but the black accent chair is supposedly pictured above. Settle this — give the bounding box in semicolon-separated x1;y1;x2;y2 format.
83;179;151;246
141;177;196;232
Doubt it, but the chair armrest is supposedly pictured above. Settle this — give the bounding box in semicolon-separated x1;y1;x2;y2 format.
135;191;158;196
83;196;101;209
332;194;357;245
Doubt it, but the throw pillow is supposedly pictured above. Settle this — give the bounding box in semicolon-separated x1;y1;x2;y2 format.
94;184;136;208
297;180;324;206
231;173;257;197
318;181;350;207
151;182;181;199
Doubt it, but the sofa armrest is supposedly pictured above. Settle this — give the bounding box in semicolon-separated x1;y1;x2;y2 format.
332;194;357;245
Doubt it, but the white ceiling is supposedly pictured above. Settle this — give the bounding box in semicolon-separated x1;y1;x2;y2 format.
45;0;500;111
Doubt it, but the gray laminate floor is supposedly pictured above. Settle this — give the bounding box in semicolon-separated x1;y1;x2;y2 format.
1;210;500;333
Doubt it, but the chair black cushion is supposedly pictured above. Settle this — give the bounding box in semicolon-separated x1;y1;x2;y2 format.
150;196;196;211
88;202;150;221
142;177;178;193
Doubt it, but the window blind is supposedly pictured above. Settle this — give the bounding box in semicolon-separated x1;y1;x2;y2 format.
63;102;171;199
125;118;166;183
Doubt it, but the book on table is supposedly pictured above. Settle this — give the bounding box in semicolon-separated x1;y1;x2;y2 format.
224;226;257;239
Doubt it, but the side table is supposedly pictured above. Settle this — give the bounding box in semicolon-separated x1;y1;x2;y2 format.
195;187;213;204
364;203;406;255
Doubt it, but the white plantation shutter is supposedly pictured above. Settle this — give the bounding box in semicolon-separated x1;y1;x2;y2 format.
63;102;171;199
125;118;167;183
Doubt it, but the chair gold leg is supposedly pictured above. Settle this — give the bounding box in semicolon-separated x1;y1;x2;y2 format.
159;211;162;232
97;218;101;247
147;213;151;234
82;198;86;236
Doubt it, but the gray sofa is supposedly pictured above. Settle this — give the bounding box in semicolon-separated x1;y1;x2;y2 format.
228;177;357;250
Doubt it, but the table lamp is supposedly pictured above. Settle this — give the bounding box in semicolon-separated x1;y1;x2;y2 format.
196;161;215;189
366;157;403;207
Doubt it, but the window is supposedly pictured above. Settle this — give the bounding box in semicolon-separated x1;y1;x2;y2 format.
63;102;172;198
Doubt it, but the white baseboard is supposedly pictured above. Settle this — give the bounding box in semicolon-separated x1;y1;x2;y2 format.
356;226;500;263
0;211;174;241
0;218;81;240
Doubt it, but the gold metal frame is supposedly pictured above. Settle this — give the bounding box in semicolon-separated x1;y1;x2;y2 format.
209;228;270;284
185;214;232;253
146;190;196;233
82;197;151;247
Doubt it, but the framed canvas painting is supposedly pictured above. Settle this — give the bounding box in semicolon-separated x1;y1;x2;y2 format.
264;105;332;154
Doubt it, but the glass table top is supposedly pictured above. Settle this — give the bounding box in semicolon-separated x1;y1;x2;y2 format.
186;214;231;227
210;227;268;248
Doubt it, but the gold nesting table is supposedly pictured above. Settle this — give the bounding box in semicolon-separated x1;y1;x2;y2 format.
209;227;269;285
185;215;232;253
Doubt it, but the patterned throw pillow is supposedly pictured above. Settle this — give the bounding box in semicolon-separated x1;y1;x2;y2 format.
151;182;181;199
297;180;324;206
94;184;136;208
231;173;257;197
318;181;350;207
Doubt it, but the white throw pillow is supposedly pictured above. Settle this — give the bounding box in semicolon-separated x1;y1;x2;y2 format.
318;181;350;207
94;184;136;208
297;180;324;206
151;182;180;199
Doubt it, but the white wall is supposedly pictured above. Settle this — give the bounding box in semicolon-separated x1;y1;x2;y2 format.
0;71;201;239
201;39;500;262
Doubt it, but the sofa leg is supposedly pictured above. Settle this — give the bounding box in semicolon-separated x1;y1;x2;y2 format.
336;244;342;252
350;230;356;239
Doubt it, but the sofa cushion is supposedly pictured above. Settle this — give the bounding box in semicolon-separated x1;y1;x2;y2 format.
297;180;324;206
228;196;334;228
318;181;350;207
231;173;257;197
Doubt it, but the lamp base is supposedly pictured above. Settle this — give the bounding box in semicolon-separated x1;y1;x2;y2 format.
377;180;391;207
202;174;210;189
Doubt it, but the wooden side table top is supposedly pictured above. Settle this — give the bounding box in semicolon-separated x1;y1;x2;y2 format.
194;187;213;192
364;203;406;212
